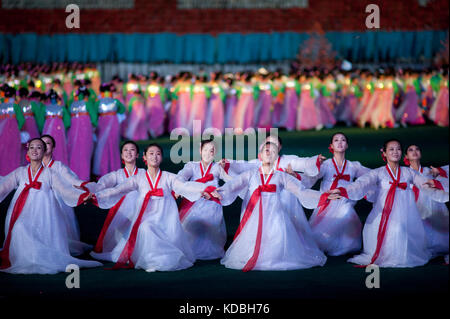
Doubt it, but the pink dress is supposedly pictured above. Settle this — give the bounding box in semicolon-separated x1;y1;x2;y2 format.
0;101;23;175
296;83;321;130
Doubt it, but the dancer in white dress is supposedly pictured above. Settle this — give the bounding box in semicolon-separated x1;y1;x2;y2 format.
221;135;325;251
84;143;208;272
209;142;326;271
89;141;144;262
328;139;442;268
404;144;449;258
41;134;96;256
176;139;232;260
0;138;102;274
305;133;371;256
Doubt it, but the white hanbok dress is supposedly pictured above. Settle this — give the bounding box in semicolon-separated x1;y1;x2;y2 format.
0;165;102;274
93;169;206;271
226;155;321;244
89;166;143;262
339;165;442;267
304;158;371;256
45;158;96;256
177;161;231;260
410;166;449;257
216;167;326;271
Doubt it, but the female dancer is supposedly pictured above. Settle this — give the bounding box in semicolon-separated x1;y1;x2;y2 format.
41;90;70;166
145;73;166;138
205;73;225;134
0;86;24;176
209;142;326;271
176;139;231;260
306;133;371;256
404;144;448;257
67;86;97;181
0;138;101;274
279;72;299;131
90;141;144;262
327;139;441;267
428;71;448;127
296;76;322;131
124;85;148;141
92;83;126;177
41;134;95;256
86;143;207;272
395;73;425;126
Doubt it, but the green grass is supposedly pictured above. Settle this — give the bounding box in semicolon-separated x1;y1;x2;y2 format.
0;125;448;302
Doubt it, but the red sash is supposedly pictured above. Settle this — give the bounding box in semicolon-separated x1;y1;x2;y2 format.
355;165;407;267
94;167;138;253
412;166;423;202
0;165;44;269
179;162;214;221
234;169;276;272
317;159;350;217
437;167;448;178
110;170;163;270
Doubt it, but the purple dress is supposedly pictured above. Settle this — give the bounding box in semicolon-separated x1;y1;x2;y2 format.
42;103;69;166
124;95;148;141
254;83;273;129
146;84;165;138
93;98;122;177
0;102;22;175
205;84;225;134
19;100;40;165
67;100;94;181
280;81;299;131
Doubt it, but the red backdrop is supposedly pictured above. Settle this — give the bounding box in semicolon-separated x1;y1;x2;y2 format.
0;0;448;34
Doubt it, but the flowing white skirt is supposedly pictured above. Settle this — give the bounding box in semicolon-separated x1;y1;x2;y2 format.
181;199;226;260
309;198;362;256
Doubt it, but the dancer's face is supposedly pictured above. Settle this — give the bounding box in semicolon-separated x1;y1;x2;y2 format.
406;145;421;161
260;143;278;165
265;136;281;152
121;143;138;164
200;142;216;164
27;140;45;161
331;134;348;153
41;136;54;156
384;141;402;163
144;146;162;168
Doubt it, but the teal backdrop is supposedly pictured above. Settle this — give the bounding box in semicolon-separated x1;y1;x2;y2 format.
0;30;448;64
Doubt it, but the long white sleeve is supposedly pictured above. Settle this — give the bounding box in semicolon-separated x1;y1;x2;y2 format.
177;162;194;181
283;154;320;177
216;170;253;206
169;173;207;202
0;168;20;203
95;176;138;209
49;169;87;207
280;171;321;209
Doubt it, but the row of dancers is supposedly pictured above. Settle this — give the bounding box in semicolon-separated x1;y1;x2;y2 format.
1;69;449;180
0;133;448;274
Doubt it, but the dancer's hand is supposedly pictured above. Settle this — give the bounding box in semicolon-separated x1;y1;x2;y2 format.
318;154;326;164
73;185;85;191
209;190;222;200
423;179;436;188
202;191;211;200
430;166;440;178
219;158;229;169
327;188;341;195
285;164;298;178
328;193;342;200
173;192;180;199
